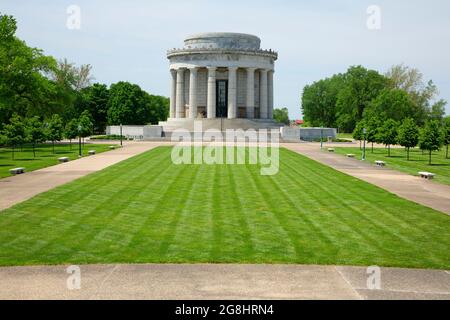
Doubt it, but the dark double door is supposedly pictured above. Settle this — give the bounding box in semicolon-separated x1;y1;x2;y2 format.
216;80;228;118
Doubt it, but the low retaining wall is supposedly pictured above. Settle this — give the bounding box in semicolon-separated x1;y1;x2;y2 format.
106;125;162;140
280;127;337;141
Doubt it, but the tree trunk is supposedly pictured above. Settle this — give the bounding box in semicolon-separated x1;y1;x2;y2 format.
33;142;36;158
371;142;374;153
429;150;432;165
388;145;390;157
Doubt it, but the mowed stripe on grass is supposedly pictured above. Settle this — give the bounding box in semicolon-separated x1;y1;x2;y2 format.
0;147;448;268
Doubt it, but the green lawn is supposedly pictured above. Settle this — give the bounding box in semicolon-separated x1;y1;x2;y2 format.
337;133;353;140
0;147;448;268
0;143;112;179
334;147;450;186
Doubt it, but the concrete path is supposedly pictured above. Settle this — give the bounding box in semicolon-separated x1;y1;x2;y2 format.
0;142;171;211
282;143;450;215
0;264;448;300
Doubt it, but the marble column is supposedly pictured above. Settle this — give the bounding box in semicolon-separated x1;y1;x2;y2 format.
259;69;268;119
170;69;177;119
207;67;217;119
246;68;256;119
227;67;238;119
176;68;185;118
268;70;274;119
189;67;198;119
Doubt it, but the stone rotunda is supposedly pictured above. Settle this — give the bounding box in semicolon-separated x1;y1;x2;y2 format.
160;32;281;131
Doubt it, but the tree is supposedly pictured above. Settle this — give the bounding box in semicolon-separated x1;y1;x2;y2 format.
365;89;415;122
335;66;388;132
26;116;45;157
46;114;64;153
65;118;79;150
107;82;150;125
379;119;398;157
75;83;110;132
386;64;438;125
352;120;366;149
301;74;344;128
429;99;447;123
419;120;443;165
78;110;93;140
273;107;290;125
364;114;382;152
2;114;26;159
442;116;450;159
0;14;58;123
397;118;419;160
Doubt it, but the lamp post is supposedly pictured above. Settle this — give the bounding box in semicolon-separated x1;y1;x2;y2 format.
77;124;82;157
120;123;123;147
362;127;367;161
320;126;324;150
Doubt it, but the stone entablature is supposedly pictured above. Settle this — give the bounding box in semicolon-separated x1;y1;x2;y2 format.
167;32;277;120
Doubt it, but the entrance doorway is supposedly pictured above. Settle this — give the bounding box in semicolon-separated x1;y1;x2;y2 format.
216;80;228;118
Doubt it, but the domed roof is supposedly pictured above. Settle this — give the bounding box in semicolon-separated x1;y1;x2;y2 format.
184;32;261;50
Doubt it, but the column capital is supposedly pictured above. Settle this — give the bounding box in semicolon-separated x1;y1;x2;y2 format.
246;67;257;72
188;66;198;72
207;66;217;71
228;66;239;71
170;68;177;75
259;68;269;74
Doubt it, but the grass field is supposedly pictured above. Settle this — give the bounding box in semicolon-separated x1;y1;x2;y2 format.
334;147;450;186
0;147;448;268
0;143;112;179
336;133;353;140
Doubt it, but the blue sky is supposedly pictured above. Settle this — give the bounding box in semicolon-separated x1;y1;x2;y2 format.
2;0;450;118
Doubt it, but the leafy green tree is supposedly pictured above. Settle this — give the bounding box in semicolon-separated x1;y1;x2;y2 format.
442;116;450;159
145;93;169;124
366;89;415;122
75;83;109;132
365;114;382;152
2;114;26;159
379;119;398;157
46;114;64;153
335;66;388;132
107;82;149;125
352;120;366;149
429;99;447;123
301;74;344;127
386;64;438;125
65;118;79;149
273;107;290;125
26;116;45;157
419;120;443;165
78;110;93;139
0;14;58;123
397;118;419;160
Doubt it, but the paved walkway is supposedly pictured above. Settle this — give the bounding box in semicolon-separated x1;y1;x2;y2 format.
0;264;448;300
282;143;450;215
0;142;171;211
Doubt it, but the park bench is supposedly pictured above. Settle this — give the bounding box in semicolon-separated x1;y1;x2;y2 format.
418;171;435;180
9;167;25;175
346;154;355;158
58;157;69;163
109;146;116;150
375;160;386;167
327;148;335;152
88;150;96;155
